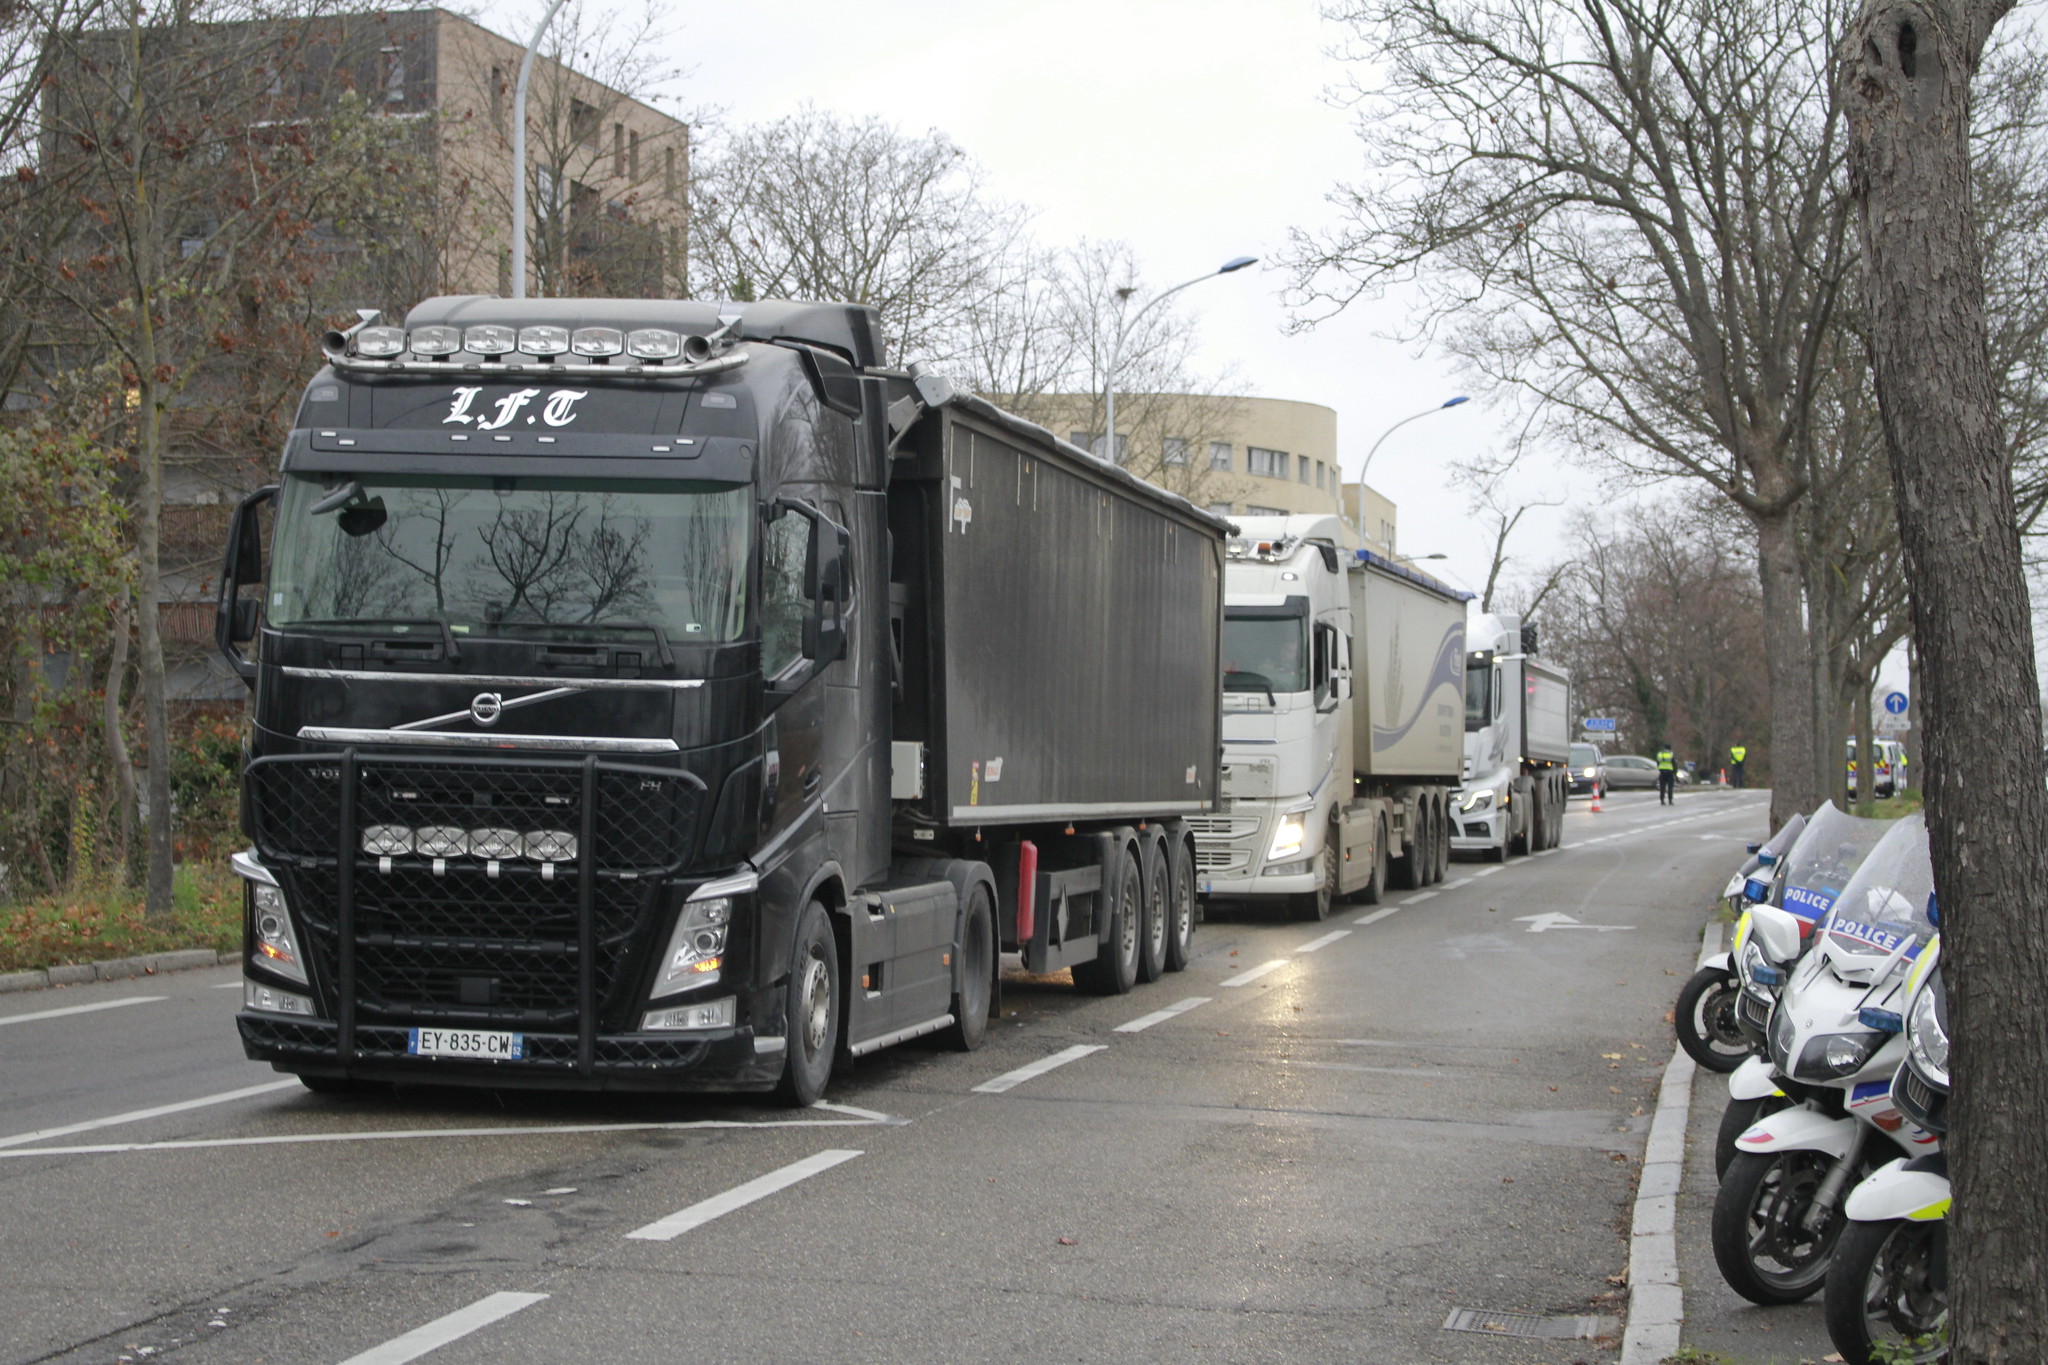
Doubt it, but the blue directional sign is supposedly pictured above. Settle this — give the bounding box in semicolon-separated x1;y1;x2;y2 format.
1884;692;1909;716
1582;717;1618;732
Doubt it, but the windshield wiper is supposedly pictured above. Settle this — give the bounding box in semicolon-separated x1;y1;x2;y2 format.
1223;671;1277;705
541;620;676;668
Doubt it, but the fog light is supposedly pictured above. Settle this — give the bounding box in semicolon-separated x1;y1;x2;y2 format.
468;827;522;860
518;325;570;356
414;826;468;857
353;326;406;357
409;325;461;356
244;981;314;1016
571;326;623;357
362;824;412;856
1264;858;1311;877
625;327;682;360
523;829;577;862
464;324;516;356
641;997;735;1031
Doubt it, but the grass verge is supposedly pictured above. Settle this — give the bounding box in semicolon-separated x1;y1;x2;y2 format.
0;863;240;973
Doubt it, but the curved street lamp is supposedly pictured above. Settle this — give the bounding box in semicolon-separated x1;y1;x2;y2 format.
1351;395;1469;542
1101;255;1258;464
511;0;571;300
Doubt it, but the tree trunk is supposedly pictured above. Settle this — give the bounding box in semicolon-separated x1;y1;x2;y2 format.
104;590;137;878
1754;507;1816;827
1844;5;2048;1361
1855;676;1876;809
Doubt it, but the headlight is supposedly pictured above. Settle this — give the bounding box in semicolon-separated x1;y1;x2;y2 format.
1458;789;1496;814
1794;1030;1883;1080
233;851;308;986
1769;1006;1796;1072
656;896;732;993
1737;940;1781;998
1582;766;1596;777
1907;986;1949;1086
1269;809;1309;860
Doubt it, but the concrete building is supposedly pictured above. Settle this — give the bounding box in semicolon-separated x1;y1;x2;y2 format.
1011;392;1400;556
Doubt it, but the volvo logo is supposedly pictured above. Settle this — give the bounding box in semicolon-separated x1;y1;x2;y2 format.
470;693;504;727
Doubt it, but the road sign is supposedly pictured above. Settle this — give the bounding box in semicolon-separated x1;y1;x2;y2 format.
1884;692;1909;715
1582;717;1617;732
1878;715;1911;734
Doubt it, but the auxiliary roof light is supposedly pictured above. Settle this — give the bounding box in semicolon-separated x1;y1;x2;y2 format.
571;326;624;357
409;325;461;356
353;326;407;358
463;324;517;356
625;328;682;360
518;325;570;357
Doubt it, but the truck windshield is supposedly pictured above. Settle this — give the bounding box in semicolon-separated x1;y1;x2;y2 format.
1464;662;1492;731
267;473;751;643
1222;613;1307;694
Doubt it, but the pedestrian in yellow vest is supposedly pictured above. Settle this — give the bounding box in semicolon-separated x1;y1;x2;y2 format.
1730;744;1748;789
1656;745;1677;805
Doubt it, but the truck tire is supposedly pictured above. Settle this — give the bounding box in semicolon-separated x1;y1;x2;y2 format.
1163;831;1197;972
1389;802;1425;890
1512;788;1537;857
1137;833;1169;983
1071;846;1142;995
1433;799;1451;882
774;899;841;1107
945;884;996;1051
1294;831;1340;920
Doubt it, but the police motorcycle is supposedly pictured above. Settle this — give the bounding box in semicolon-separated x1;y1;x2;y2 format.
1675;812;1807;1073
1823;926;1950;1364
1717;802;1896;1178
1711;815;1938;1305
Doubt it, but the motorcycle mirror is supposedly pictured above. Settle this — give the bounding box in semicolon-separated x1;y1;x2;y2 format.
1746;842;1761;854
1925;893;1939;928
1747;906;1804;963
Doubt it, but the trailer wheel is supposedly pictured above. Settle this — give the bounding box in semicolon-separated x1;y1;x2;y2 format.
1163;831;1197;972
1072;847;1141;995
1433;798;1451;882
1388;802;1425;891
945;884;996;1051
774;900;840;1107
1137;834;1169;983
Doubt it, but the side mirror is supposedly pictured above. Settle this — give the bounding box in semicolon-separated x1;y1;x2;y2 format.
1748;905;1804;964
215;484;278;684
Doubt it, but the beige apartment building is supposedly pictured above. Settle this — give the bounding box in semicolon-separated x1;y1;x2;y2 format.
1013;392;1400;556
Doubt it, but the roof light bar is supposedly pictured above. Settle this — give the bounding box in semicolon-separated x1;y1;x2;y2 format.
464;325;517;356
571;326;623;357
409;325;461;356
353;326;406;358
625;328;682;360
519;325;570;357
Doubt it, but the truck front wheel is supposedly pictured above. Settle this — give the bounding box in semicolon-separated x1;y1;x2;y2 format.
774;900;840;1107
946;885;995;1051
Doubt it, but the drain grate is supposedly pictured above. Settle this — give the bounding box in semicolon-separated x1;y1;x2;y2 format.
1442;1307;1618;1340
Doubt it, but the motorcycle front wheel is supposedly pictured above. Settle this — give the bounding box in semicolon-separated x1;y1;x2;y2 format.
1823;1217;1948;1364
1715;1092;1796;1181
1712;1148;1849;1303
1676;966;1749;1073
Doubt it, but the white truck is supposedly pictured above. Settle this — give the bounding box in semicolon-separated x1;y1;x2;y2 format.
1192;514;1469;920
1452;612;1572;860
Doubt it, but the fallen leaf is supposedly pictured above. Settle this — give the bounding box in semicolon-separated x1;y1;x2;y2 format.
1056;1236;1077;1246
1607;1273;1628;1286
1548;1084;1559;1092
1663;1010;1676;1023
1602;1053;1623;1060
1229;949;1239;957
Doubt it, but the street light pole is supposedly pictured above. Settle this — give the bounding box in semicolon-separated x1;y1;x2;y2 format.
1351;395;1469;544
511;0;570;301
1102;255;1257;465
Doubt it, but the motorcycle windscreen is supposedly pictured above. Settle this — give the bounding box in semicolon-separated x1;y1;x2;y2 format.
1775;800;1899;927
1817;813;1935;960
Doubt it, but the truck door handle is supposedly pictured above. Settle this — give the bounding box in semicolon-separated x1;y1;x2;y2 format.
803;769;822;797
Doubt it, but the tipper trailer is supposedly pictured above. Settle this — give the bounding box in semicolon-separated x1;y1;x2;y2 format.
1193;514;1469;920
1451;612;1572;860
217;295;1226;1103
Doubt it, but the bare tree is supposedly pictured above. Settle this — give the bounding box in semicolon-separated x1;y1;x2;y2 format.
689;105;1027;367
1845;3;2048;1359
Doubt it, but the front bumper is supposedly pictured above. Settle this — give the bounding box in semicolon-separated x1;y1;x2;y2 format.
238;1009;785;1092
1449;808;1505;849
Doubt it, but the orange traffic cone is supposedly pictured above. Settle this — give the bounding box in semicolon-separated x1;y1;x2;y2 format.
1590;786;1603;813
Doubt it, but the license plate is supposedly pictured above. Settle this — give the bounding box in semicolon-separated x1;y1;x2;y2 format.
408;1027;524;1060
1200;880;1213;894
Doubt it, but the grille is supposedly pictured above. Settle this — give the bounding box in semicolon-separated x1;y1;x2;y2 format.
1739;989;1773;1033
1897;1066;1948;1134
1464;821;1491;838
1194;847;1248;872
250;751;703;1038
239;1015;337;1054
1186;815;1259;839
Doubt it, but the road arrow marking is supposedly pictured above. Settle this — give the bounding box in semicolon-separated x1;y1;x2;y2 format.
1515;912;1635;934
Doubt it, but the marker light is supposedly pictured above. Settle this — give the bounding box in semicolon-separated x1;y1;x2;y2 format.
571;326;623;357
642;996;735;1031
409;325;461;356
354;326;406;357
518;325;570;356
625;328;682;360
464;325;516;356
244;981;315;1016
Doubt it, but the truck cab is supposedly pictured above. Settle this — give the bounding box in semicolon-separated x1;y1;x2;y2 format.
1453;612;1571;860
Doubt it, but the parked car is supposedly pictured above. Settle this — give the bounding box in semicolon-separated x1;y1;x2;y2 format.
1569;743;1609;798
1846;737;1907;798
1603;754;1662;789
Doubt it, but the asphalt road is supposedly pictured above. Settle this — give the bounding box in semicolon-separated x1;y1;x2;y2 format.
0;787;1771;1365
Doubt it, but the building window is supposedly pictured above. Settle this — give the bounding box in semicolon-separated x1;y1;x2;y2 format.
1298;454;1312;484
1163;437;1188;465
1379;519;1396;550
490;65;505;129
666;146;680;199
1070;431;1125;462
1246;504;1286;516
1207;502;1232;516
614;124;626;177
571;99;599;145
1209;441;1232;471
1315;461;1326;490
1248;446;1286;478
630;129;642;180
382;46;405;104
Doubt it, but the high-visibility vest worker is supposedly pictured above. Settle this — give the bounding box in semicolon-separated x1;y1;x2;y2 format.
1657;749;1676;770
1730;745;1748;763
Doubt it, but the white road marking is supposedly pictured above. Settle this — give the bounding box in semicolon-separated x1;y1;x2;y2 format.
1470;866;1504;878
1442;875;1475;888
626;1149;864;1241
0;996;164;1027
1219;958;1289;988
1296;930;1352;953
1516;912;1635;933
0;1079;300;1152
213;981;245;988
336;1291;548;1365
1352;907;1401;927
0;1113;893;1160
1400;890;1440;904
1533;848;1559;857
972;1043;1106;1093
1114;997;1212;1033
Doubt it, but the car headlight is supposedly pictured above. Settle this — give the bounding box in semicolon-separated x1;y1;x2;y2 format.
233;850;307;986
1907;986;1949;1086
655;887;739;995
1582;766;1596;777
1768;1005;1796;1072
1794;1030;1884;1081
1458;789;1496;814
1269;809;1309;860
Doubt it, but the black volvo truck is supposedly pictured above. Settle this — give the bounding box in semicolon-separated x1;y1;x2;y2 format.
217;295;1227;1103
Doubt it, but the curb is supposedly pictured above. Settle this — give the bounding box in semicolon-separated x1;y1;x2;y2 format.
1619;920;1725;1365
0;948;224;995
